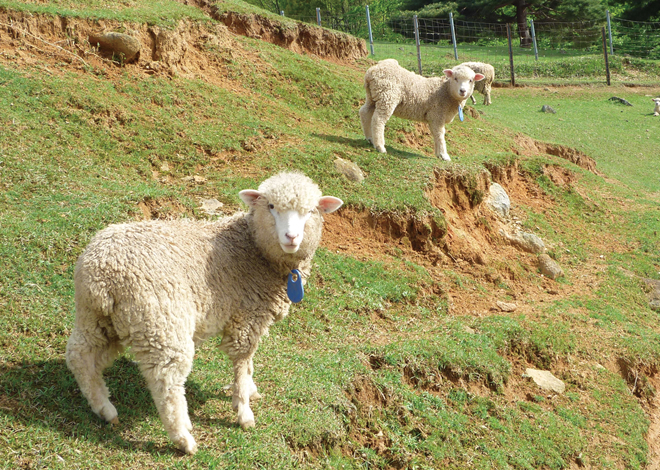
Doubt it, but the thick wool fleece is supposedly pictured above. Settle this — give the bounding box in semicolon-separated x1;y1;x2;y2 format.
359;59;478;160
462;62;495;105
66;172;329;455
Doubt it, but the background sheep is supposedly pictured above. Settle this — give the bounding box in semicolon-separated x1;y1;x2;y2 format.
461;61;495;106
653;97;660;116
65;172;343;455
359;59;484;161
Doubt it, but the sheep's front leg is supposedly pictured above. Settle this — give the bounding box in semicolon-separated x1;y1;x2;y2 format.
429;122;450;161
470;94;476;104
231;354;258;429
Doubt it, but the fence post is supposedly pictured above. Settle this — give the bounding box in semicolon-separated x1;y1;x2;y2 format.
602;27;611;86
366;5;375;55
316;8;321;26
606;10;614;55
530;19;538;61
449;12;458;60
506;23;515;86
413;15;422;75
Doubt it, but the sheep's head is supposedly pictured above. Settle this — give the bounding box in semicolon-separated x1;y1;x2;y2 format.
443;65;485;102
239;172;343;255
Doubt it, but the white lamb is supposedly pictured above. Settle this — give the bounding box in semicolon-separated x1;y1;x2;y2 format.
359;59;484;161
461;61;495;106
65;172;343;454
653;98;660;116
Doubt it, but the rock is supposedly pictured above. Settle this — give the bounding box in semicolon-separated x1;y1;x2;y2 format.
334;157;365;183
485;183;510;218
642;278;660;311
541;105;556;114
199;198;223;216
538;254;564;279
609;96;633;106
496;301;517;312
502;229;545;254
88;32;141;61
524;368;565;394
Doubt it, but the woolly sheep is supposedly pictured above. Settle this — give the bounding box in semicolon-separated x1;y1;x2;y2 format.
653;97;660;116
65;172;343;455
359;59;484;161
461;61;495;106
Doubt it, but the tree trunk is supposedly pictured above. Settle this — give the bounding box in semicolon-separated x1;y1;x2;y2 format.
514;0;532;47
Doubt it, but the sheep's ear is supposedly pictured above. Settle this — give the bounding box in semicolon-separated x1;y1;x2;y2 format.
317;196;343;214
239;190;263;207
443;69;454;78
474;73;485;81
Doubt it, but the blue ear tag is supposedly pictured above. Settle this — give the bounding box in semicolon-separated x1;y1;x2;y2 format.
287;269;304;303
458;105;464;122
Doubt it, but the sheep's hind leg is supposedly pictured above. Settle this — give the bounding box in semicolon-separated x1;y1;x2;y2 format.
359;102;376;144
137;344;197;455
371;105;395;153
66;318;121;425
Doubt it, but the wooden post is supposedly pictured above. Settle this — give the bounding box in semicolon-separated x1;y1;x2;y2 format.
316;8;321;26
602;27;611;86
507;23;515;86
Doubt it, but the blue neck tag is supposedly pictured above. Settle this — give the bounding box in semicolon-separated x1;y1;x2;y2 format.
287;269;304;303
458;105;464;122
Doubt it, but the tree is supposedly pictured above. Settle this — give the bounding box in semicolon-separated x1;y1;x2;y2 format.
607;0;660;22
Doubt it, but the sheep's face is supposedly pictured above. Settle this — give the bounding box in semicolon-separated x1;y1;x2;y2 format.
239;173;343;255
443;66;485;101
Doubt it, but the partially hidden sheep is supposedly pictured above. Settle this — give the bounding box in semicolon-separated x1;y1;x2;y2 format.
65;172;343;454
359;59;484;161
461;61;495;106
653;98;660;116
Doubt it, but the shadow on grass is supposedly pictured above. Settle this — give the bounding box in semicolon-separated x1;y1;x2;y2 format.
0;357;234;455
312;133;432;160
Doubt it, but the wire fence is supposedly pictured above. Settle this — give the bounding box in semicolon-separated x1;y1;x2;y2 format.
286;9;660;84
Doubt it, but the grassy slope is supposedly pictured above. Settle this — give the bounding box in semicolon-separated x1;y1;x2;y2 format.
1;1;660;469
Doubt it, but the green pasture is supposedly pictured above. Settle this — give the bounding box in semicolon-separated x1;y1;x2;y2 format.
371;41;660;84
1;0;660;468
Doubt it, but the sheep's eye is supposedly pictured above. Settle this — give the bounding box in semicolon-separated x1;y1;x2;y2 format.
268;204;274;210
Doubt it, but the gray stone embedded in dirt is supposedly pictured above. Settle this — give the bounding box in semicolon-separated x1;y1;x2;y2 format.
334;157;365;183
496;301;517;312
485;183;510;218
609;96;633;106
502;229;546;254
199;198;223;216
524;368;566;394
88;32;141;61
541;105;556;114
538;253;564;280
643;278;660;311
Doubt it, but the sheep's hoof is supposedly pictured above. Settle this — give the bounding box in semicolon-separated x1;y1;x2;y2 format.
240;419;256;430
375;146;386;154
250;391;262;401
440;154;451;161
174;433;198;455
98;403;118;425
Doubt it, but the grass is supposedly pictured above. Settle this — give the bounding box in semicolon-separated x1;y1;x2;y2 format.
1;0;660;468
371;41;660;85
